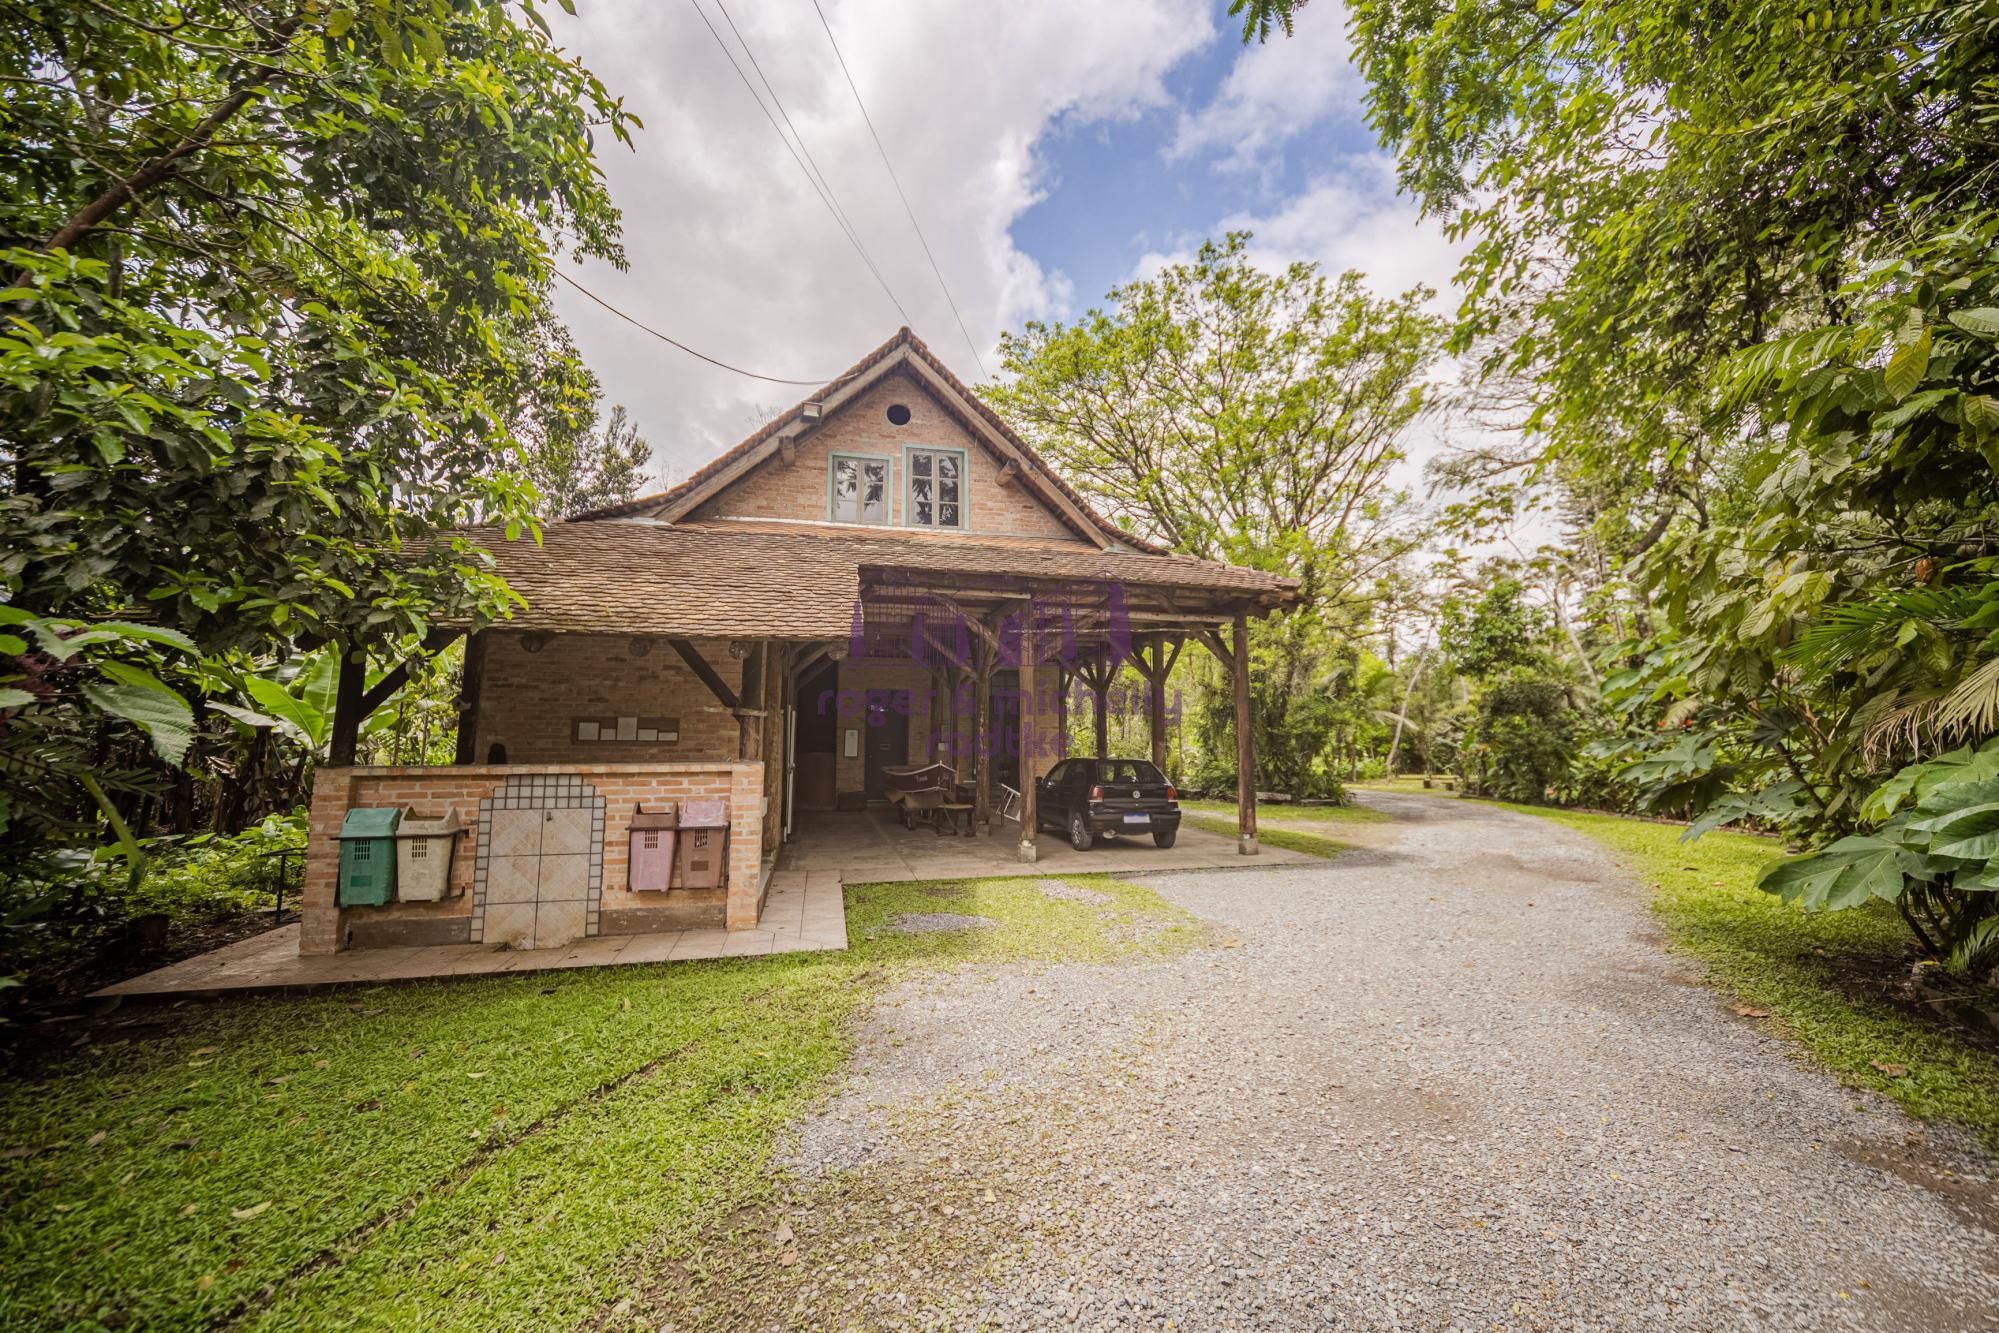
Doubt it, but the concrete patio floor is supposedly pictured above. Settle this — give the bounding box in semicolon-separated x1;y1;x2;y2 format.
91;809;1298;1001
91;871;847;1000
776;807;1313;880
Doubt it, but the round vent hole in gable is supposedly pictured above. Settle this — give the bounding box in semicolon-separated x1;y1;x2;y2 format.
886;403;911;426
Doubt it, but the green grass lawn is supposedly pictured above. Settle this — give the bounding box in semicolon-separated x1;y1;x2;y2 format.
1350;774;1463;796
1510;806;1999;1150
0;875;1197;1332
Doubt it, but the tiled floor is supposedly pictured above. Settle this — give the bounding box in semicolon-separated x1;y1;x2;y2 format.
91;870;848;1000
92;809;1294;1000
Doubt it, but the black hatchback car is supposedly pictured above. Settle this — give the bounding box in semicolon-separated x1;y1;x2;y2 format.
1035;757;1182;851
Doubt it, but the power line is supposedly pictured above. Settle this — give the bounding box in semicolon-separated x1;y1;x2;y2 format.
555;269;836;386
808;0;990;380
685;0;911;326
710;0;911;328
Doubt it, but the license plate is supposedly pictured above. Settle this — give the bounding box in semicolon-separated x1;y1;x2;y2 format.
1122;813;1149;825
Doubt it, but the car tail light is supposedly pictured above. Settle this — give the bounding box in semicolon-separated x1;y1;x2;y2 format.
1165;784;1176;800
1089;784;1102;801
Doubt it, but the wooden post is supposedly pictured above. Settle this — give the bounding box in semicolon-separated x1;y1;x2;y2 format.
1017;601;1038;863
328;644;365;768
974;647;993;830
453;630;486;765
942;666;958;769
1133;638;1180;776
1091;659;1112;758
737;640;766;760
1147;656;1168;774
1055;664;1069;762
1232;610;1257;855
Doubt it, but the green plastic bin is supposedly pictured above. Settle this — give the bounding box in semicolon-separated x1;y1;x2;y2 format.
338;806;402;906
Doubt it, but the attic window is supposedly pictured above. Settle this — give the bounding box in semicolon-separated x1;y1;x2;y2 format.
885;403;912;426
907;448;963;529
830;453;889;524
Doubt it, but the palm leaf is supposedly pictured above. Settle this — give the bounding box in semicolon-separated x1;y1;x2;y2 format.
1784;587;1980;676
1934;655;1999;744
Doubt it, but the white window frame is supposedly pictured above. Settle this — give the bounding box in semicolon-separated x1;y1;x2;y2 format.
828;451;892;526
903;445;968;530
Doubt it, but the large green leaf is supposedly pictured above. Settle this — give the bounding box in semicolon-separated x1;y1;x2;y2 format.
1865;741;1999;820
1906;782;1999;867
1882;325;1931;402
82;680;194;765
295;650;339;740
1758;835;1908;910
241;677;318;748
209;702;288;733
1946;307;1999;338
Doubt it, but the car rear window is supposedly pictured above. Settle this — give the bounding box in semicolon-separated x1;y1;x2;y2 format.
1100;760;1165;786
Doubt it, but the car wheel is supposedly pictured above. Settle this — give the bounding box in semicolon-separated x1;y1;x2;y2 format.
1152;828;1177;849
1069;811;1095;852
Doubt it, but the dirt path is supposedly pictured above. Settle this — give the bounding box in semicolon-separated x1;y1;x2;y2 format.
654;794;1999;1330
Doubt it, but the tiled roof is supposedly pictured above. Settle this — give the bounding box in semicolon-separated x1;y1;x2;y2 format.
569;327;1163;553
457;519;1296;638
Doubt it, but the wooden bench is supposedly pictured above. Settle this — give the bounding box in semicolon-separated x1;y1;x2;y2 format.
935;802;976;837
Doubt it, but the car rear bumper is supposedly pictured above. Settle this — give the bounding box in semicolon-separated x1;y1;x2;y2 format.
1088;810;1181;836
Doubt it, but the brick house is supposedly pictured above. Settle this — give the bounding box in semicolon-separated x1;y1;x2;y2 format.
301;328;1297;955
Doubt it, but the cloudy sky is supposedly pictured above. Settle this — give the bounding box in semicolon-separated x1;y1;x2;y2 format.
547;0;1472;493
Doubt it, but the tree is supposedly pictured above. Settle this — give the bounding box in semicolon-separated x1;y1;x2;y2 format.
988;232;1442;600
989;232;1445;798
1;3;631;850
524;402;653;519
1236;0;1999;959
1438;577;1546;681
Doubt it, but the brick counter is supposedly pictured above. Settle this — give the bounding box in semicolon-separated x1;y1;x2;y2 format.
303;761;767;955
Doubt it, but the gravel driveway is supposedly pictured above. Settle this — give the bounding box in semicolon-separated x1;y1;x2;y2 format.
717;795;1999;1330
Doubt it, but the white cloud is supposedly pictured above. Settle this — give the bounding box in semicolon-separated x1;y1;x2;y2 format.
1166;5;1356;174
547;0;1214;488
1129;155;1466;321
1213;157;1465;309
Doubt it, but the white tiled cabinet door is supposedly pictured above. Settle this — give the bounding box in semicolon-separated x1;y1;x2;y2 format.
477;797;600;950
528;809;590;949
483;811;544;949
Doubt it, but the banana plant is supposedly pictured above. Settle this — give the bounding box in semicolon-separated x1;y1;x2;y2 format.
210;648;402;758
210;649;339;756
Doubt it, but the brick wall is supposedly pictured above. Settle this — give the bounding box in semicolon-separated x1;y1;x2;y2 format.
690;373;1084;542
303;761;767;955
474;632;743;765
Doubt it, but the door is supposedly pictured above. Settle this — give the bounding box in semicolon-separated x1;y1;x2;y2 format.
483;808;591;950
862;689;910;800
783;704;797;841
1036;759;1074;831
989;670;1020;793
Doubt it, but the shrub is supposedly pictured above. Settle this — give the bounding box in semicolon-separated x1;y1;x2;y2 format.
1456;670;1580;803
0;813;303;988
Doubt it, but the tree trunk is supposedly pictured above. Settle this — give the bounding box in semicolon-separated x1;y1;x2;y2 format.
1386;647;1428;774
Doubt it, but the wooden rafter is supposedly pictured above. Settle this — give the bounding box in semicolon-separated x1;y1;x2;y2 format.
668;638;741;712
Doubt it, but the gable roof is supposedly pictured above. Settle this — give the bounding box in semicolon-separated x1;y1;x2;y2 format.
571;327;1161;553
460;520;1295;640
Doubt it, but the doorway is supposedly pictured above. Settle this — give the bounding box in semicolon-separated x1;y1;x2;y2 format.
862;689;911;800
988;669;1019;793
794;660;839;812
